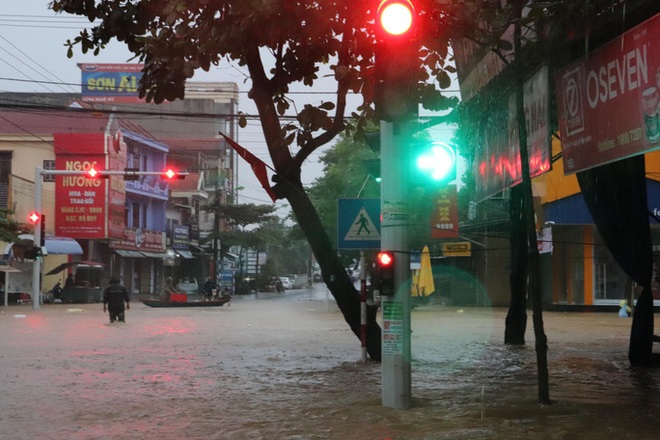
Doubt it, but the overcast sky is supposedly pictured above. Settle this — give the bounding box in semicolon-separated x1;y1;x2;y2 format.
0;2;457;213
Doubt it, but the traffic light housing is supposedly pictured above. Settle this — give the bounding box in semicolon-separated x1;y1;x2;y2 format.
364;159;381;183
374;0;419;122
376;251;396;296
24;246;42;260
377;0;415;36
28;212;40;225
411;141;456;187
163;168;186;180
40;214;45;247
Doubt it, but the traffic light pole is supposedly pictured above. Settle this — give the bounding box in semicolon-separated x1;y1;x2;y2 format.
380;121;411;409
31;167;43;310
30;166;189;310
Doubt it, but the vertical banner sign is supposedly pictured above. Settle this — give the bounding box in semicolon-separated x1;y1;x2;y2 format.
430;186;459;239
54;132;124;239
382;301;403;354
79;64;144;103
556;13;660;174
172;224;190;250
107;133;127;239
55;155;106;238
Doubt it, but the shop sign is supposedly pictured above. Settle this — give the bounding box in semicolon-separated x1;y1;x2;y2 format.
556;13;660;174
172;225;190;250
79;63;144;103
430;186;459;239
111;228;166;252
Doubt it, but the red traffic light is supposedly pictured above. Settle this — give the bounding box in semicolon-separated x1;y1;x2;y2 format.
28;212;41;224
87;167;99;178
377;251;394;267
377;0;415;36
163;168;187;180
375;251;395;296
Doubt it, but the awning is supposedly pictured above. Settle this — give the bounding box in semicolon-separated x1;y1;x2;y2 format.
176;250;195;259
45;261;104;276
140;251;168;258
0;265;20;273
3;234;83;256
44;236;84;255
114;250;145;258
543;179;660;225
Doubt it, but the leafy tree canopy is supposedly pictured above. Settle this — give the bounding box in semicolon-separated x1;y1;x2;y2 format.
0;209;27;244
50;0;459;360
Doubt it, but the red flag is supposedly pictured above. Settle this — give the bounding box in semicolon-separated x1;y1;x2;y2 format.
219;133;277;202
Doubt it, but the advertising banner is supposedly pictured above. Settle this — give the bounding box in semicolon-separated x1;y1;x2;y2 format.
555;13;660;174
55;157;107;239
107;133;127;239
172;224;190;250
430;186;459;239
110;228;166;252
474;66;551;201
79;63;144;103
54;133;126;240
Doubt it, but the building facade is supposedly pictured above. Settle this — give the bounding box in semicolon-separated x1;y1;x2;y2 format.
0;80;239;299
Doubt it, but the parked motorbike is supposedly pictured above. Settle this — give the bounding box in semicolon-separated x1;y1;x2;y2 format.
46;281;62;303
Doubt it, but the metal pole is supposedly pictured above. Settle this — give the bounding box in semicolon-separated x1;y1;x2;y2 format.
380;121;411;409
32;167;42;310
360;251;367;362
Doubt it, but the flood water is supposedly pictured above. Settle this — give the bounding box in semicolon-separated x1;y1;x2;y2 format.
0;285;658;439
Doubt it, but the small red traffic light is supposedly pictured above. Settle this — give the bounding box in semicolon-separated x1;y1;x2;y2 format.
28;212;41;224
163;168;187;180
375;251;395;296
87;167;99;178
377;251;394;267
377;0;414;36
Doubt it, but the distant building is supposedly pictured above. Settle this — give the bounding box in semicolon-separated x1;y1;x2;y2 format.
0;81;239;297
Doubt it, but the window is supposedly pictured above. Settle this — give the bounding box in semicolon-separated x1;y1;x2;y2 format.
0;152;11;209
132;203;140;228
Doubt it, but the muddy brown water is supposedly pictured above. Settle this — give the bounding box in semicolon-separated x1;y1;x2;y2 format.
0;287;658;439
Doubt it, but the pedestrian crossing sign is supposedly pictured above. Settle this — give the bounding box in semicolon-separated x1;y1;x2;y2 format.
337;198;381;250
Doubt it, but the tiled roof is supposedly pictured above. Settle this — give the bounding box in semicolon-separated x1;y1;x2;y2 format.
0;109;112;135
169;172;203;192
159;137;224;152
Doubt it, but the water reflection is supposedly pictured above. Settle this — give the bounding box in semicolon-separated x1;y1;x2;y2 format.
0;294;658;439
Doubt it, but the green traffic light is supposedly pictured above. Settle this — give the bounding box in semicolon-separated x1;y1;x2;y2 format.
415;142;456;182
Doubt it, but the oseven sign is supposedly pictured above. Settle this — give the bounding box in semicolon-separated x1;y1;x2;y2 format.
556;13;660;174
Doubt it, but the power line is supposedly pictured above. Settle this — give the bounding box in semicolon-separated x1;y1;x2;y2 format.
0;35;77;93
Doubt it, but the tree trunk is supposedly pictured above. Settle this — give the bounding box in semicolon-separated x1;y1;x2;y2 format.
505;184;527;345
513;0;550;404
280;177;382;361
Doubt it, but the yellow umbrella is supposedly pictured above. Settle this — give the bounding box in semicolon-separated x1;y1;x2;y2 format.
411;245;435;297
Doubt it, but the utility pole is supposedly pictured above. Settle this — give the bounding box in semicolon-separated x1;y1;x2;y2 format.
214;181;221;286
375;0;418;409
380;121;412;409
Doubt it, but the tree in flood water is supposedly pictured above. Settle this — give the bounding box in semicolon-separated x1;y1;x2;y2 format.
50;0;457;360
451;0;659;370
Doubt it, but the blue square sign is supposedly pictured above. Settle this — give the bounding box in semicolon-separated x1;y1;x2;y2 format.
337;198;381;250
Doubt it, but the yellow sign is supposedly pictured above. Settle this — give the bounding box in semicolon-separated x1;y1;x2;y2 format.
442;241;471;257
